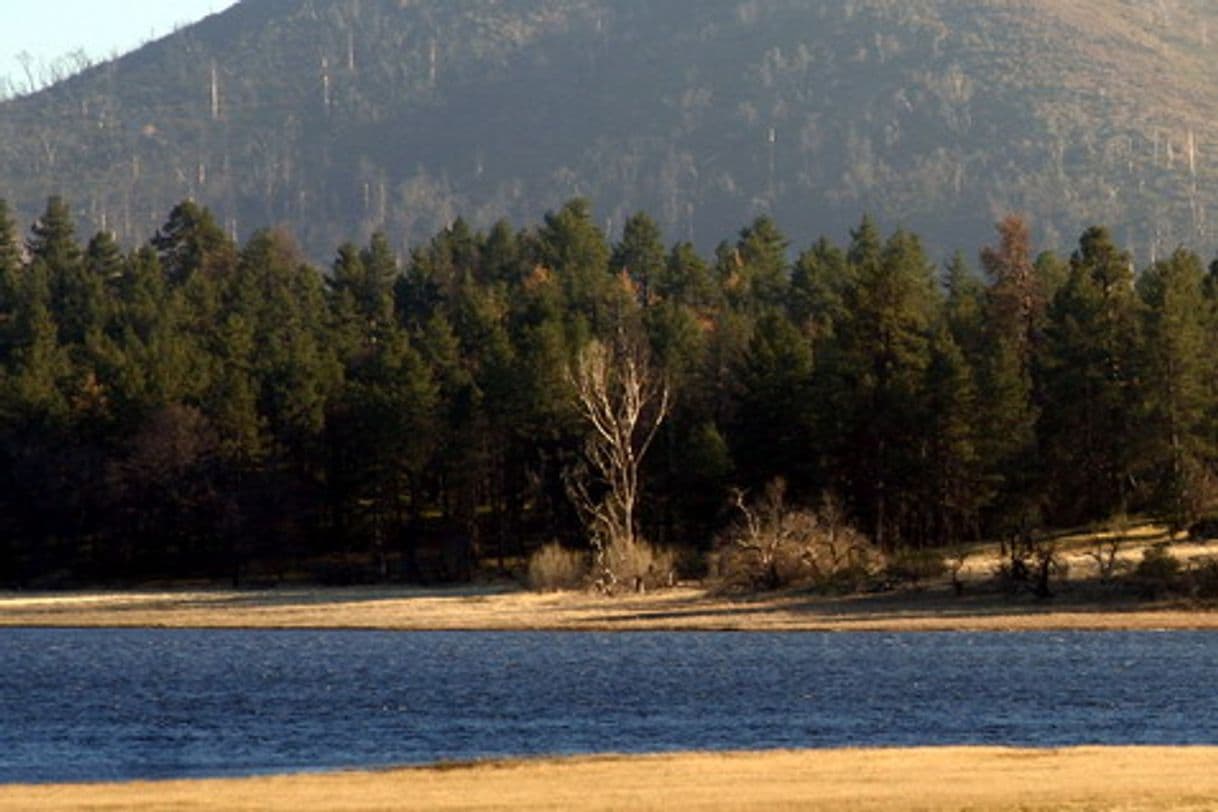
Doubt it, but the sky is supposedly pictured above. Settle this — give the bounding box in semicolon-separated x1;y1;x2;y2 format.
1;0;240;92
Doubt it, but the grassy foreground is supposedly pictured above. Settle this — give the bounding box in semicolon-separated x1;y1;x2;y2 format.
4;748;1218;811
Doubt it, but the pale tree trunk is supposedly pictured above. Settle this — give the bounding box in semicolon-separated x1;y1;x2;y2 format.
567;335;670;591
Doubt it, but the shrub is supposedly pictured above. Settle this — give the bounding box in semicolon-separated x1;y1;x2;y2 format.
1183;555;1218;601
885;549;948;586
1132;543;1183;599
671;546;709;583
715;480;882;592
527;543;588;592
993;540;1067;598
599;536;676;593
1187;557;1218;599
1188;516;1218;542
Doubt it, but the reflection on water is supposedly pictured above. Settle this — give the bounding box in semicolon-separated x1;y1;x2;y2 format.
2;628;1217;783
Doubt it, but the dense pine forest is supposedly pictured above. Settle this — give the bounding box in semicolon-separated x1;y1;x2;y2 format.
0;195;1214;588
3;0;1218;265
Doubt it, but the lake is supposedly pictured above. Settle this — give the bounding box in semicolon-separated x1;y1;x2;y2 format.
2;628;1217;783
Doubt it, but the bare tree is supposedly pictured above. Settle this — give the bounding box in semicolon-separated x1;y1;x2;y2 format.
567;333;670;591
720;481;879;591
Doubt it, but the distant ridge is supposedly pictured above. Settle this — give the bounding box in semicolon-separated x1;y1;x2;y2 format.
1;0;1215;262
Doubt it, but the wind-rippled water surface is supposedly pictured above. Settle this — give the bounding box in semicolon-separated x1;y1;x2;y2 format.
2;628;1217;783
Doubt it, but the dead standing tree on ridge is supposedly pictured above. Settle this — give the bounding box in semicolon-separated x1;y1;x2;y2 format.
566;334;671;593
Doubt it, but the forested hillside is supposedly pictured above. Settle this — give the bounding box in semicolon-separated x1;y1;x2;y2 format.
2;195;1216;586
1;0;1216;262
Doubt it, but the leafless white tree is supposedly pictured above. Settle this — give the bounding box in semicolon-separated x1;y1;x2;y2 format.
566;334;670;591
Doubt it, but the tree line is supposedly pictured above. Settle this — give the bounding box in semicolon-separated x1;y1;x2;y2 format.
0;196;1214;587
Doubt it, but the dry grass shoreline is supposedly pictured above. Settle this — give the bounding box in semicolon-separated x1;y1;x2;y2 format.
1;583;1217;632
6;523;1217;633
4;747;1218;811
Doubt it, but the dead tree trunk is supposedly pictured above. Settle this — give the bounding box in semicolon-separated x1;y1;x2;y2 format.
566;334;670;591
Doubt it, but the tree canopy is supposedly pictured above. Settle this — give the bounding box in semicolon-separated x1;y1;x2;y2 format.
0;199;1215;587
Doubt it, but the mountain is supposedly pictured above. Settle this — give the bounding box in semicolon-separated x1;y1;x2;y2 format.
1;0;1215;262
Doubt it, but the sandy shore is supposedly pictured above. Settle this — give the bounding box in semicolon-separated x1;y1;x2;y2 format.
1;584;1216;632
4;747;1218;811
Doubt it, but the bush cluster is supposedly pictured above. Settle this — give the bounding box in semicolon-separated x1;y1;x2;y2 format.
714;481;883;592
527;543;588;592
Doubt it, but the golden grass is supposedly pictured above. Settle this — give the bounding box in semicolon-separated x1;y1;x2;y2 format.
1;584;1217;632
2;525;1215;632
4;747;1218;811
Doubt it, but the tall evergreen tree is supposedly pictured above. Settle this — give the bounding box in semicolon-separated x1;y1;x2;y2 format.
333;328;438;578
980;215;1044;371
481;220;526;288
656;242;716;309
0;200;23;365
611;212;666;306
833;225;938;548
360;232;401;328
731;310;815;493
399;219;481;327
719;216;789;313
790;236;851;343
535;199;615;334
0;200;18;278
924;326;986;544
152;200;236;283
1137;248;1213;530
1040;226;1141;523
27;196;80;275
943;251;985;364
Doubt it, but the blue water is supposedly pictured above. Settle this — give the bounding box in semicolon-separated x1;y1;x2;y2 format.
2;629;1217;783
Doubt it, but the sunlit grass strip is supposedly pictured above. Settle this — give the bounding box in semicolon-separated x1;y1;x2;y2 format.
3;747;1218;811
2;585;1218;632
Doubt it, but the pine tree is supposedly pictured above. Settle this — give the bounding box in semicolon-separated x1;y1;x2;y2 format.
399;219;482;328
924;325;986;544
107;246;205;415
981;215;1044;371
27;197;80;274
235;228;338;452
335;328;438;578
361;232;401;317
0;200;23;366
611;212;666;306
977;334;1039;533
1137;248;1212;531
943;251;985;365
790;236;851;342
1040;226;1140;523
833;225;938;548
3;259;70;426
330;234;398;351
52;231;121;348
84;231;125;283
152;200;236;283
731;310;815;492
0;200;18;277
735;216;789;311
535;199;614;333
656;242;716;309
209;313;267;467
847;214;883;270
481;220;526;288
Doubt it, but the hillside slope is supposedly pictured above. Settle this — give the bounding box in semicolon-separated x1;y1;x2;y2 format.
0;0;1214;261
